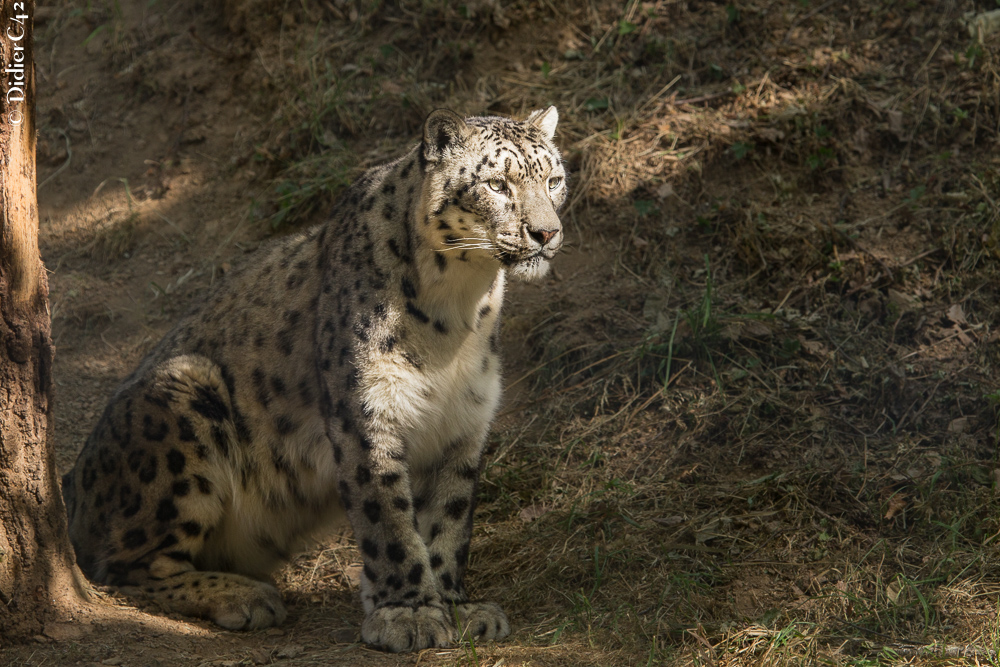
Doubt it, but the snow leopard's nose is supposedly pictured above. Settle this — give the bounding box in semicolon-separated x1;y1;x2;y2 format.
528;229;559;246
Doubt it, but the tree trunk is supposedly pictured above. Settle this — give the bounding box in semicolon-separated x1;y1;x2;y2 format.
0;0;89;641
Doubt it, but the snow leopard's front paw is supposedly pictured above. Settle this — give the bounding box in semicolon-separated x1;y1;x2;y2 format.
453;601;511;642
361;603;456;653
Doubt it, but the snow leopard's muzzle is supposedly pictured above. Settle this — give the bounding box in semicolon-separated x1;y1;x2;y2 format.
494;185;562;280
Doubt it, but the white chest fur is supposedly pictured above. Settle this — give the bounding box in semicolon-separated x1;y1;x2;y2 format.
361;273;504;471
403;332;501;471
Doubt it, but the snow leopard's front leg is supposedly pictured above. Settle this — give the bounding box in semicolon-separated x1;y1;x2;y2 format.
323;393;455;652
413;437;511;643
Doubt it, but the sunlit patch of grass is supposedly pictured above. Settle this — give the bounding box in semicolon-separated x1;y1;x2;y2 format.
86;208;137;262
82;178;141;262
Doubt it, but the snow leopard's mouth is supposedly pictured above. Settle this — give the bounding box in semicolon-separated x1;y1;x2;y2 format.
492;226;559;279
497;248;536;266
497;243;558;264
503;252;551;281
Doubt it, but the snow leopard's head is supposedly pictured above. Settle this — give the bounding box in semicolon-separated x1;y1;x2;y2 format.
420;107;566;281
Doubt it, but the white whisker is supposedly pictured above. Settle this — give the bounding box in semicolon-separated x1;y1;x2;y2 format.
437;245;495;252
439;237;495;251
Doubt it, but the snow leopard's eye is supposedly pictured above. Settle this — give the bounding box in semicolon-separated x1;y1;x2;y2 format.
548;176;563;190
487;178;507;193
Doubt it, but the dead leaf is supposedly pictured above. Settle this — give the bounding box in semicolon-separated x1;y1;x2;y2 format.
250;648;271;665
947;303;968;325
695;520;721;545
723;319;773;341
886;577;909;605
852;126;869;153
888;288;919;312
757;127;785;142
948;417;970;433
518;504;550;523
656;182;674;199
887;110;904;137
884;493;907;520
745;320;773;337
381;80;403;95
798;335;829;356
343;564;363;588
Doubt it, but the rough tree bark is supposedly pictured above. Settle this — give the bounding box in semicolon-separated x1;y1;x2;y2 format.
0;0;89;641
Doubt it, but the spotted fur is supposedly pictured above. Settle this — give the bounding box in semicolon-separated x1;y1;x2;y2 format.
62;108;566;652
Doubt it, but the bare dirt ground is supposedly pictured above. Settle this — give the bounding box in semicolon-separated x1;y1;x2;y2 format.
5;0;1000;665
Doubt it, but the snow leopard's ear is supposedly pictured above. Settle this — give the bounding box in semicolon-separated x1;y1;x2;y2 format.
527;106;558;141
422;109;471;164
